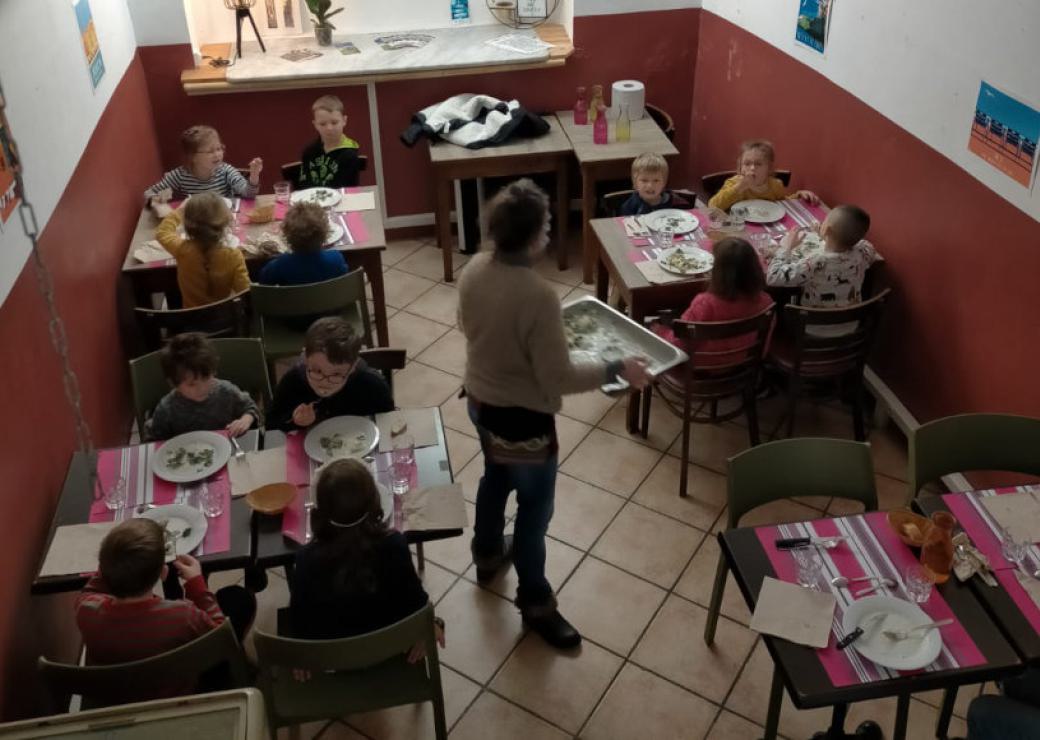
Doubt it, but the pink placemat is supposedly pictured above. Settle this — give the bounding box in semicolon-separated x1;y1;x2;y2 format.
92;444;231;556
754;512;985;687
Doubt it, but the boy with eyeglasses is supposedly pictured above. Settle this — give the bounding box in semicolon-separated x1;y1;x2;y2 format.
269;317;393;431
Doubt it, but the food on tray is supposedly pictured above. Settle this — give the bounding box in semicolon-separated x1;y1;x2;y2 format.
164;444;215;473
661;249;709;274
243;232;286;257
249;204;276;224
563;313;599;350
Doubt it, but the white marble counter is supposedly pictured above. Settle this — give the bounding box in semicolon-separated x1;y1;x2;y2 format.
226;25;549;83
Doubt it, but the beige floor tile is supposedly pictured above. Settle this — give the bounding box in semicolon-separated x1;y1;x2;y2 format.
667;421;754;475
285;721;367;739
408;284;460;326
491;633;623;734
439;392;475;437
381;238;426;267
592;504;704;588
444;428;481;476
674;535;752;626
547;473;625;551
560;390;617;425
382;268;437;309
207;568;243;591
435;579;524;683
632;455;728;530
839;696;968;740
532;249;585;287
242;569;291;663
562;285;595;303
632;595;756;703
918;682;984;719
396;244;469;282
347;666;479;740
449;691;569;740
555;414;592;464
598;394;684;452
542;278;574;299
558;558;666;655
876;473;912;510
707;710;768;740
393;362;461;408
423;501;478;575
456;454;485;504
869;422;910;482
417;328;467;377
560;430;662;497
463;535;583;600
582;663;718;740
388;311;452;357
414;558;459;605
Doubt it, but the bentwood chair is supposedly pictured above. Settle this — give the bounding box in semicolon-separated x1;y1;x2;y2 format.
38;621;248;710
134;292;249;352
701;169;792;201
645;103;676;141
600;188;697;218
254;604;447;740
909;413;1040;500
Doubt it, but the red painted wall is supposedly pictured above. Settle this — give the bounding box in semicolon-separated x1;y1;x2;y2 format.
689;13;1040;422
0;55;162;717
139;9;701;218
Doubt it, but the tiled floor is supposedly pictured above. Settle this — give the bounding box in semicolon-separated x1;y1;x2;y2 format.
240;238;981;739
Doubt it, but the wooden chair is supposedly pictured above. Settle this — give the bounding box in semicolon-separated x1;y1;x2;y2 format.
768;289;891;442
280;155;368;188
642;305;775;497
705;438;878;645
359;347;406;399
701;169;792;200
645;103;675;141
134;292;249;352
909;413;1040;500
38;621;249;710
130;337;272;437
600;188;697;218
254;603;447;739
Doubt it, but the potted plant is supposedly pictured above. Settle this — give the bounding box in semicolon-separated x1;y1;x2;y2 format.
306;0;343;46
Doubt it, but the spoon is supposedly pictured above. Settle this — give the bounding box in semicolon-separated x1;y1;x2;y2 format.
830;575;893;589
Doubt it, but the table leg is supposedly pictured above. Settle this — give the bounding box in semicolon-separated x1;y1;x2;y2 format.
893;693;911;740
625;296;650;434
363;253;390;347
555;157;570;271
415;542;426;573
762;668;783;740
936;687;958;740
581;165;597;284
435;175;454;283
595;248;610;303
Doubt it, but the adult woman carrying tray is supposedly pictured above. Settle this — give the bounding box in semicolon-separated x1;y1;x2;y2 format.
457;179;651;649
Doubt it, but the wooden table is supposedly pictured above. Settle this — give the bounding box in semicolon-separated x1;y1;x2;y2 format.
428;115;572;282
555;110;679;284
720;519;1022;740
31;432;261;595
256;409;462;572
120;186;390;348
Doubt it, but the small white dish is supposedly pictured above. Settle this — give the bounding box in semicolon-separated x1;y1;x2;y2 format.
137;504;208;561
842;595;944;671
656;245;714;276
152;431;232;484
731;199;786;224
641;209;700;235
304;416;380;463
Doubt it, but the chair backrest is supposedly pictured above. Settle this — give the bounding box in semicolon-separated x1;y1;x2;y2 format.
129;337;273;435
37;621;248;710
281;157;368;187
601;188;697;217
726;438;878;529
134;292;248;352
359;347;406;398
780;289;890;379
249;267;368;319
701;169;793;199
909;413;1040;498
644;103;675;140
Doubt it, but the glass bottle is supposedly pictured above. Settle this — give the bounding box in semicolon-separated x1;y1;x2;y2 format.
588;84;605;123
573;86;588;125
593;105;608;145
615;104;631;143
920;511;956;584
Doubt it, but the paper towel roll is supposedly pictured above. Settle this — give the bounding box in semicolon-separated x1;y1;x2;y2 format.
610;80;646;121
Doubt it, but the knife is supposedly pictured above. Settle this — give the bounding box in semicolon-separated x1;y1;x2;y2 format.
838;613;885;650
775;536;846;550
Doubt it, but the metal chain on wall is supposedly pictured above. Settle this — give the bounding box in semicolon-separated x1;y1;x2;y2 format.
1;76;93;454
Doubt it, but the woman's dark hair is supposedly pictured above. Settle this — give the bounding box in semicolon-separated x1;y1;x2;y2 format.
310;459;388;596
709;237;765;301
486;178;549;255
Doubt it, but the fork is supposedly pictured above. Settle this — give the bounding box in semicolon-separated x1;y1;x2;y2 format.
230;435;247;463
882;619;953;641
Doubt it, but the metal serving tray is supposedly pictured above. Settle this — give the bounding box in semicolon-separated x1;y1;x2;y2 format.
562;296;689;394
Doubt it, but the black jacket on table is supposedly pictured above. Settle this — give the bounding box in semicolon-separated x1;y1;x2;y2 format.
298;137;361;189
268;360;394;432
288;531;428;639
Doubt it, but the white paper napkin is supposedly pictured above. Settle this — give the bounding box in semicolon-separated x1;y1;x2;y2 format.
227;448;288;497
39;523;116;578
375;408;439;453
633;260;692;285
1014;570;1040;610
402;483;468;531
750;576;836;649
981;491;1040;544
133;240;172;263
334;191;376;212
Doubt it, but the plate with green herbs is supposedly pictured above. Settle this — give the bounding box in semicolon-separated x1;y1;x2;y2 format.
152;431;232;483
304;416;380;463
137;504;208;561
290;187;342;208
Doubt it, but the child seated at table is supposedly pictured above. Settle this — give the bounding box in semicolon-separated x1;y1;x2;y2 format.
653;237;774;363
155;192;250;308
146;332;259;441
297;95;361;189
289;458;445;657
765;204;879;308
619;153;676;216
708;139;819;212
268;317;393;431
145;125;262;217
76;519;255;681
257;202;348;286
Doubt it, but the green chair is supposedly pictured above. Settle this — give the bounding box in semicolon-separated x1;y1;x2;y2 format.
129;337;273;437
704;438;878;645
909;413;1040;500
253;604;447;739
249;268;372;376
134;292;249;353
37;621;248;710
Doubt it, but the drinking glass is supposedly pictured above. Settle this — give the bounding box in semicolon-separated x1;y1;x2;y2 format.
706;208;726;231
651;225;675;251
200;485;225;518
905;564;934;603
1000;528;1028;570
391;435;415;496
273;181;292;205
792;548;823;590
392;434;415;467
103;477;128;511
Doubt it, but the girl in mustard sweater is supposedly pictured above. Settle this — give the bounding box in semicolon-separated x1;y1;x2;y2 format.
708;139;820;211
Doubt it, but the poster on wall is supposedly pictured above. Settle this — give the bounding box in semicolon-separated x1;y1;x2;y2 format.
0;89;21;230
795;0;833;55
73;0;105;90
968;82;1040;190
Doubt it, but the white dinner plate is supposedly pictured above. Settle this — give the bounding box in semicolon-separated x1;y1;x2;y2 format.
137;504;208;562
842;595;944;671
152;431;232;484
291;187;342;208
304;416;380;463
641;209;700;235
656;245;714;276
731;199;786;223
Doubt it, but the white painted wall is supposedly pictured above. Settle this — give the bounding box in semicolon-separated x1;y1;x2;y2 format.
0;0;138;307
575;0;700;15
126;0;191;46
702;0;1040;222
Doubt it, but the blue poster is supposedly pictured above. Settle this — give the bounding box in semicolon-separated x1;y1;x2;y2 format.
795;0;832;55
74;0;105;90
451;0;470;23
